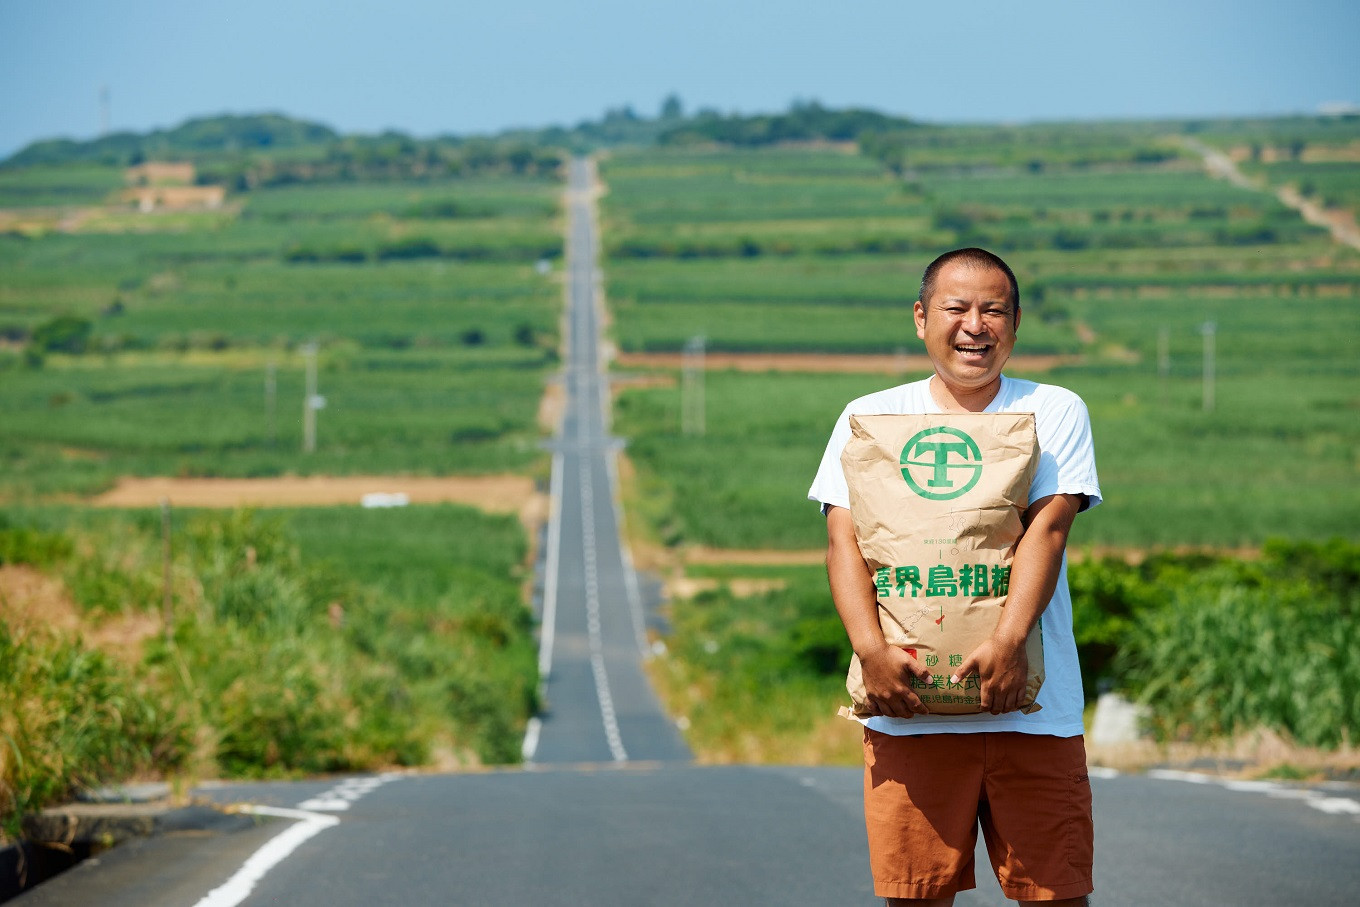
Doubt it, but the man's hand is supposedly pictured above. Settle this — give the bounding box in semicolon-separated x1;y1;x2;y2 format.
952;634;1029;715
859;642;934;718
947;492;1083;716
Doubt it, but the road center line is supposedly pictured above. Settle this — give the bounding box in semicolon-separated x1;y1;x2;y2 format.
581;456;628;762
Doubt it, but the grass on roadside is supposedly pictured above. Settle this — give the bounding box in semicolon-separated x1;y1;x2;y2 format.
0;502;539;840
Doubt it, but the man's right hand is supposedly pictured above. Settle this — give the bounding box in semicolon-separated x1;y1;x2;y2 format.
859;643;934;718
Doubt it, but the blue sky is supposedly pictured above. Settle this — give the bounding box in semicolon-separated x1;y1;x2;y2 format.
1;0;1357;158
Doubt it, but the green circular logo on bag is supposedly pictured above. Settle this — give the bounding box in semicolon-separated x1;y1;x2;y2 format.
900;427;983;500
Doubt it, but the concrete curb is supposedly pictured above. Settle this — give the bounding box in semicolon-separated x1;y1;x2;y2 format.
21;802;233;849
3;800;244;902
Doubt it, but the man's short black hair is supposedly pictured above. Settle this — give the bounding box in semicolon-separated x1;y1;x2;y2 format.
918;247;1020;314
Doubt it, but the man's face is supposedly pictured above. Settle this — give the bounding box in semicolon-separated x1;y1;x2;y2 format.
913;261;1020;395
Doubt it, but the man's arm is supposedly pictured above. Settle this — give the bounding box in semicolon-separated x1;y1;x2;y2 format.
951;492;1085;714
825;505;933;718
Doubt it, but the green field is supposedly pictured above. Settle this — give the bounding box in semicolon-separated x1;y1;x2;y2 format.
602;117;1359;763
1;158;563;810
1;173;564;498
605;132;1359;550
599;142;1357;357
3;110;1359;805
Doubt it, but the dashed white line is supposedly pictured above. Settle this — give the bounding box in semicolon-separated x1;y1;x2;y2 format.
1311;797;1360;816
522;716;543;762
1148;769;1213;784
1143;767;1360;820
297;773;400;812
581;456;628;763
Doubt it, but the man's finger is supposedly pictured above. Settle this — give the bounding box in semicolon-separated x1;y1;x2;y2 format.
949;655;977;687
873;695;914;719
907;662;933;686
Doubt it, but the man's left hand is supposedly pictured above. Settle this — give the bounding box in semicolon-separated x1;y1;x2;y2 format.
952;635;1028;715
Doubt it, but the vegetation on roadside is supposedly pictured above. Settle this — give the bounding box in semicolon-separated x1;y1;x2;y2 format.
0;504;537;840
645;541;1360;765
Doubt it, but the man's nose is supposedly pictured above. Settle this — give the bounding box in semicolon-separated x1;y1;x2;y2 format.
962;308;986;333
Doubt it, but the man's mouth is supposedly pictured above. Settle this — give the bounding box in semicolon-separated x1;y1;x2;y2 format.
955;344;991;355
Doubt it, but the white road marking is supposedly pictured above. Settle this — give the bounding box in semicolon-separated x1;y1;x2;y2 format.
1148;769;1213;784
522;716;543;761
1310;797;1360;816
297;773;400;812
196;773;401;905
581;455;628;763
535;450;565;683
193;806;338;907
1146;768;1360;821
606;449;651;659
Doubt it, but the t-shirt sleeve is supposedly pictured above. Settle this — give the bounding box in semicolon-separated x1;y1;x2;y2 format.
1031;392;1102;510
807;406;854;511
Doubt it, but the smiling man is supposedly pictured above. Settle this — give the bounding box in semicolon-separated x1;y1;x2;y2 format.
807;248;1102;906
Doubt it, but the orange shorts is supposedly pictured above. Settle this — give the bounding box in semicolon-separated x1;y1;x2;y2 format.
863;729;1093;901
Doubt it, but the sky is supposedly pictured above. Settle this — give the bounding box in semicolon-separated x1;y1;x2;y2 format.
1;0;1357;158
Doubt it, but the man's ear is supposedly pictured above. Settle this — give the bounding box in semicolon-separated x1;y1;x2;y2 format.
1013;305;1022;332
913;299;927;340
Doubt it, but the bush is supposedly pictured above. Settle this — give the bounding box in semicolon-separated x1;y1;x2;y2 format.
0;624;189;840
29;315;93;355
1085;541;1360;748
1;506;539;832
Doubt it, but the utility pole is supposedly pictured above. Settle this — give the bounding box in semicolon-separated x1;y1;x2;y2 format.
681;334;705;436
1158;325;1170;406
302;343;323;453
160;498;173;641
265;360;277;448
1201;321;1216;413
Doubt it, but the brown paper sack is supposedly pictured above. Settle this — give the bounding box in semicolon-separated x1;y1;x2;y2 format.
840;412;1043;717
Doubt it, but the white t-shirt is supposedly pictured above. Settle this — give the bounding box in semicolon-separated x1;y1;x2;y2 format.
807;375;1102;737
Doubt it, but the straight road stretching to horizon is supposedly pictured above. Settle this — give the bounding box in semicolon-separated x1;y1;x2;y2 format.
521;156;691;767
14;159;1360;907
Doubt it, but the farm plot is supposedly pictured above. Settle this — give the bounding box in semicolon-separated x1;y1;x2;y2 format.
1;161;565;796
0;174;564;499
604;128;1359;552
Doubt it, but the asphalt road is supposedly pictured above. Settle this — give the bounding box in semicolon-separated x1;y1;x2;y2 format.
524;156;690;767
21;765;1359;905
15;160;1359;905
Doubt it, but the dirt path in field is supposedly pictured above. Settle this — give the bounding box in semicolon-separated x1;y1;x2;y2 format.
1277;184;1360;251
90;474;544;526
612;351;1077;374
1181;135;1360;252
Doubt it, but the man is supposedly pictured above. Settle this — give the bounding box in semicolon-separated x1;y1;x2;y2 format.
807;248;1101;905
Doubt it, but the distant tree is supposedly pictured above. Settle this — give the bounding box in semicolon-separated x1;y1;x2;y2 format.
603;105;639;123
660;94;684;120
30;315;92;354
